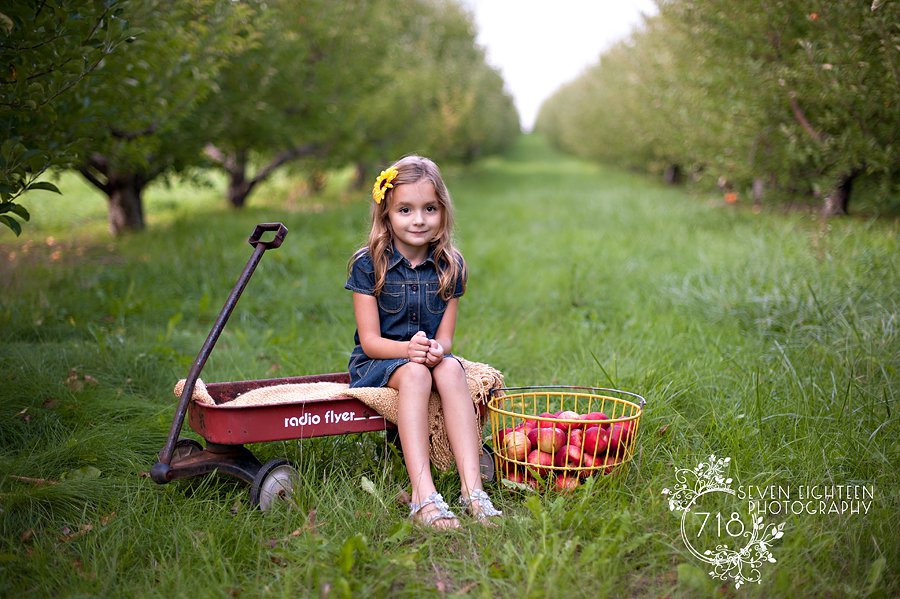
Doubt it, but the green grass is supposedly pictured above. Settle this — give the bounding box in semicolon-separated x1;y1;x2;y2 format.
1;135;897;598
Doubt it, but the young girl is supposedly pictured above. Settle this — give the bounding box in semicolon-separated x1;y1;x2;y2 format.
345;155;502;528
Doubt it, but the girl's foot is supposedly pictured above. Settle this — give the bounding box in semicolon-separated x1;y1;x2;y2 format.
459;489;503;525
409;492;460;529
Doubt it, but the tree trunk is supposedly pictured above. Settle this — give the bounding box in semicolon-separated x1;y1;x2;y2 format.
663;164;682;185
227;168;253;209
204;144;319;208
752;177;765;209
106;174;147;234
307;169;327;194
353;162;369;190
223;149;251;208
821;171;857;217
79;156;148;235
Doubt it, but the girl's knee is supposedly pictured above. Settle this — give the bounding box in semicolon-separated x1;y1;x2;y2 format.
394;361;433;390
432;357;464;381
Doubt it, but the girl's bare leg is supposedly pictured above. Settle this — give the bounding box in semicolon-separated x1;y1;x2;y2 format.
388;362;459;528
431;358;484;499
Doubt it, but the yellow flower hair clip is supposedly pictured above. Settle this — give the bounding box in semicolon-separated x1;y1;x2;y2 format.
372;167;398;204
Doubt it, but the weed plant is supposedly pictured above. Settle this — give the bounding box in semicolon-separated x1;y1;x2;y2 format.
0;136;897;597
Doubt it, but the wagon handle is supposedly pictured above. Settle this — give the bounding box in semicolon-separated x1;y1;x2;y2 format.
249;222;288;249
151;222;288;484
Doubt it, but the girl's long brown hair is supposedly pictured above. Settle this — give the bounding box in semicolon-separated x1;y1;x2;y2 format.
350;155;466;301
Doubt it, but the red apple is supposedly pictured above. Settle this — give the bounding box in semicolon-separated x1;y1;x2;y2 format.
554;442;585;468
502;459;526;477
503;430;531;461
555;474;580;492
536;412;557;428
535;426;567;453
555;410;581;431
568;428;584;447
578;452;598;477
526;426;539;449
607;423;632;452
496;426;514;446
526;449;554;478
583;425;609;457
599;454;620;475
582;411;610;429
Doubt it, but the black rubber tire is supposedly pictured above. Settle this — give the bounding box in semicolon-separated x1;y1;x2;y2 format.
480;443;496;483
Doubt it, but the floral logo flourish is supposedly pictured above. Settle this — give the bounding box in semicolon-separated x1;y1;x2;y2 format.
662;455;786;590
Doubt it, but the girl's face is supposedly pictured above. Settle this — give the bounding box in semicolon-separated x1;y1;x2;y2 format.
387;179;443;262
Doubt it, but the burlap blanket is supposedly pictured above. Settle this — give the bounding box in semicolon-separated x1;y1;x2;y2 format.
174;357;504;471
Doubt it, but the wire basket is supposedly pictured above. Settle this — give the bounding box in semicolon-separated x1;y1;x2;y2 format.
487;386;645;490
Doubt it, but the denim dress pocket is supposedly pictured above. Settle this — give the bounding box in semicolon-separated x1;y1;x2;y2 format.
425;282;447;314
377;284;406;314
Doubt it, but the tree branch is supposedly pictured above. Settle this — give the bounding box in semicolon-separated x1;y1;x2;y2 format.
789;95;822;144
203;143;238;173
249;143;320;187
111;122;158;140
78;153;111;194
78;166;109;194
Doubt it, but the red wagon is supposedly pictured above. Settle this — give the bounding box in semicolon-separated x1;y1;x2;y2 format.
151;223;494;509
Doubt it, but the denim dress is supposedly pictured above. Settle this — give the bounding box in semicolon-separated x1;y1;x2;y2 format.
345;246;465;388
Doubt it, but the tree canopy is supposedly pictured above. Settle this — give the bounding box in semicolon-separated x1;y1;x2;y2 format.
0;0;132;235
2;0;519;235
536;0;899;214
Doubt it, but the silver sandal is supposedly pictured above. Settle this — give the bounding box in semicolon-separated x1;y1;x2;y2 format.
459;489;503;522
409;491;459;527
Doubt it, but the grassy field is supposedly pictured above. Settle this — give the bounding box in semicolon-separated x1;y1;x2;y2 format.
1;135;897;598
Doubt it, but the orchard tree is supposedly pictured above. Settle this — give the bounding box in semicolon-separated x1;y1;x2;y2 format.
0;0;131;236
198;0;516;209
420;0;519;162
199;0;389;208
351;0;518;179
66;0;253;234
538;0;899;214
658;0;899;214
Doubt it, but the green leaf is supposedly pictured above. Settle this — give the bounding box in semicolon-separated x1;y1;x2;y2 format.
339;533;367;575
864;556;886;596
360;475;376;496
500;477;535;493
61;466;102;481
0;215;22;236
524;494;543;518
0;202;29;221
383;520;411;546
26;181;61;194
1;139;21;163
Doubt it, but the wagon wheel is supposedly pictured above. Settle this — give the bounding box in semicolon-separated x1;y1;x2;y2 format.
250;458;298;511
479;443;496;483
172;438;203;462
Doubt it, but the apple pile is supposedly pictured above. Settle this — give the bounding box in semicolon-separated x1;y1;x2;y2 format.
497;409;636;491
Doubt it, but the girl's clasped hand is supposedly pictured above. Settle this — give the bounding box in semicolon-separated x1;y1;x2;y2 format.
408;331;444;367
